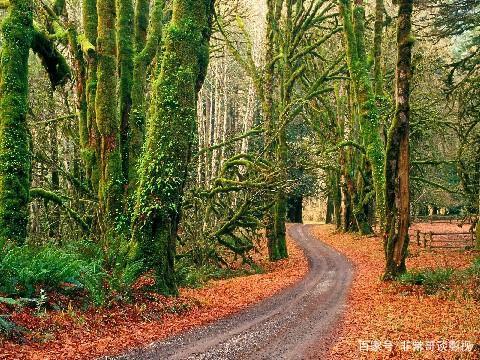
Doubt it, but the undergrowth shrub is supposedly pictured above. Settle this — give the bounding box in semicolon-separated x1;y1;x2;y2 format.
100;235;143;299
0;236;144;306
0;243;104;303
399;268;454;295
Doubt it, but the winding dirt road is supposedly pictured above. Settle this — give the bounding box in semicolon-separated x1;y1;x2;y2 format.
112;224;353;360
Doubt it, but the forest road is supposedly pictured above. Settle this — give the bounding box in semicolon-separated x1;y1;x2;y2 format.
111;224;354;360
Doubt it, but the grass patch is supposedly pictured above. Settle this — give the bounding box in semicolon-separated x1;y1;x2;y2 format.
399;268;454;295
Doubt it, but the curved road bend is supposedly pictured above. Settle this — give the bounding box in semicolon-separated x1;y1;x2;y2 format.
109;224;354;360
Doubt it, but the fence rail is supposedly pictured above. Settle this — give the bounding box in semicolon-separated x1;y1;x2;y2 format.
414;230;477;249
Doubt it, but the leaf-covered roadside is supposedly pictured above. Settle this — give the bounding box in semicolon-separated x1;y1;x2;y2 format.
311;225;480;360
0;236;308;360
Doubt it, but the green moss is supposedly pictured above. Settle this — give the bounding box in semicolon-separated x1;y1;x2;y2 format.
117;0;135;186
132;0;214;295
95;0;124;221
134;0;150;51
339;0;386;228
129;0;165;192
80;0;99;191
31;26;71;88
0;0;34;245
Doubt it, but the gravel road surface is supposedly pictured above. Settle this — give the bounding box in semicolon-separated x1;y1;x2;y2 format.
110;224;353;360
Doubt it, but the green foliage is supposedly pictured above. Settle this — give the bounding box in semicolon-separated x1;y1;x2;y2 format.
0;235;143;305
0;243;104;303
399;268;454;295
465;258;480;300
0;316;24;340
181;153;280;266
99;235;143;298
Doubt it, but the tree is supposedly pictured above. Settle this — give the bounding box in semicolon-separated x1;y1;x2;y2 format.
338;0;386;229
129;0;165;191
383;0;414;279
132;0;215;294
95;0;124;223
0;0;34;244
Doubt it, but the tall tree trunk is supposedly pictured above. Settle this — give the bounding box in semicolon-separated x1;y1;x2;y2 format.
325;192;334;224
373;0;385;96
339;0;386;228
0;0;34;245
333;172;342;229
263;0;285;261
383;0;414;280
117;0;134;190
274;128;288;258
96;0;124;224
287;195;303;223
128;0;165;191
49;114;61;240
132;0;214;295
82;0;100;192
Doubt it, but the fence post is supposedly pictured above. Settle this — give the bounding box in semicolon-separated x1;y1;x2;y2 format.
429;232;433;250
416;230;420;246
423;233;427;248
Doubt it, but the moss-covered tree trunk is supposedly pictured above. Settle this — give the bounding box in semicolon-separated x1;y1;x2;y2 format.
117;0;134;187
132;0;214;295
82;0;100;191
95;0;124;223
263;0;286;261
339;0;386;229
373;0;385;96
383;0;414;280
333;171;342;229
274;128;288;258
128;0;165;191
0;0;34;244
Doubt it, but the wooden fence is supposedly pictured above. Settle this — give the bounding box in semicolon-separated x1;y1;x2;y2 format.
414;230;477;250
413;215;474;224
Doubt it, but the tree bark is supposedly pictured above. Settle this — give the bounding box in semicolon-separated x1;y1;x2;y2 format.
264;0;287;261
383;0;414;279
82;0;100;192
